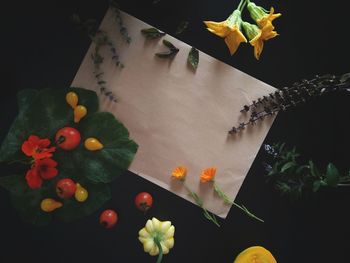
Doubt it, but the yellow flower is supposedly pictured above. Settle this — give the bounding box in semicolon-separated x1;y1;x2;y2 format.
257;7;282;28
247;1;282;28
200;167;217;183
172;166;187;180
204;10;247;55
138;217;175;260
242;21;278;60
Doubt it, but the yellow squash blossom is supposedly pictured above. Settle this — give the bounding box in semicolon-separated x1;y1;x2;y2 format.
204;9;247;55
138;217;175;263
200;167;217;183
246;1;282;28
171;166;187;180
242;21;278;60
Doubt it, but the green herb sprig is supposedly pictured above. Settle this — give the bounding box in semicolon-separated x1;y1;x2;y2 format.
263;143;350;200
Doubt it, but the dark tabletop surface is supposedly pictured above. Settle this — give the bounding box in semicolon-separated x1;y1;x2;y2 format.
1;0;350;262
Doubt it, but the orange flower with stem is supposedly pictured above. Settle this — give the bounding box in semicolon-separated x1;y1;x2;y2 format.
241;21;278;60
200;167;264;222
203;0;247;55
171;166;220;227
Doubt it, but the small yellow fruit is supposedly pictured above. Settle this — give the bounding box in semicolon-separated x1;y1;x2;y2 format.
84;138;104;151
75;183;88;202
66;92;79;109
233;246;277;263
40;198;63;212
74;105;87;123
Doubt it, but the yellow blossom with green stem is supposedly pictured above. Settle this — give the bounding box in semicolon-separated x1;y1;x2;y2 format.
246;0;282;28
203;0;247;55
242;20;278;60
200;167;264;223
138;217;175;263
171;166;220;227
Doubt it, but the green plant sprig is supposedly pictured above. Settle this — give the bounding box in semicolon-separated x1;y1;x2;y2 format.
184;184;220;227
263;143;350;200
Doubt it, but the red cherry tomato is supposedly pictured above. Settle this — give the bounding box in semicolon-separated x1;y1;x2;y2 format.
100;209;118;229
55;127;81;150
56;178;77;199
134;192;153;212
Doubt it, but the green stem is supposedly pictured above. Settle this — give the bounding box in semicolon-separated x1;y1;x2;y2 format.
337;183;350;187
213;182;264;223
7;158;31;165
154;238;163;263
239;0;248;11
184;183;220;227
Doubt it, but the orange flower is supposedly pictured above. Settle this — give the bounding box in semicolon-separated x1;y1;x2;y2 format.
171;166;187;180
200;167;217;183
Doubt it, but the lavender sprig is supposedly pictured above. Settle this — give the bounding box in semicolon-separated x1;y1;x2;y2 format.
229;73;350;134
109;0;132;44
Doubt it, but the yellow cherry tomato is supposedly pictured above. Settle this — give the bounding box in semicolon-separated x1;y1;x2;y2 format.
74;105;87;123
75;183;88;202
84;138;104;151
66;92;78;109
40;198;63;212
233;246;277;263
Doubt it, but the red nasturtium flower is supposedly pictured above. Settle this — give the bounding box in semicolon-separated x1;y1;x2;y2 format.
21;135;56;160
25;158;58;189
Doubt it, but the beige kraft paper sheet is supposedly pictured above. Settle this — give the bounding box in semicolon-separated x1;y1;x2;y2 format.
71;9;277;218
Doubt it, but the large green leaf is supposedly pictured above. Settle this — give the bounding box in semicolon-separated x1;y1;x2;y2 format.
0;174;30;195
69;112;138;183
0;87;98;163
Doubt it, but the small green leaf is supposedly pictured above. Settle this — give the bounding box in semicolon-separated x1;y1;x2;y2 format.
326;163;340;186
155;49;179;58
141;27;166;39
187;47;199;70
162;39;177;50
312;180;322;192
175;21;189;35
280;161;295;173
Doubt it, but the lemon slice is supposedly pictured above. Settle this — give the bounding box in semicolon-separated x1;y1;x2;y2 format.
234;246;277;263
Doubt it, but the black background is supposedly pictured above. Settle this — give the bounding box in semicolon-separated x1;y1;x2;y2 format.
1;0;350;262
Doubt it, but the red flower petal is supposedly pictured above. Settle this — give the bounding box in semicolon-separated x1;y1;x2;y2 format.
37;138;51;148
25;168;42;189
33;146;56;160
36;158;58;180
40;167;58;180
21;141;33;156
